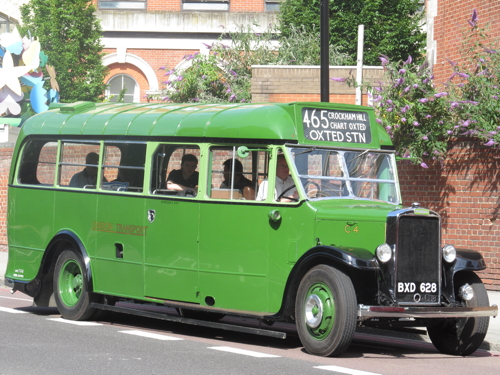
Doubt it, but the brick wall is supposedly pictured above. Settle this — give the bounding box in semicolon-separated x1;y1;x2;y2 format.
0;145;14;251
91;0;266;12
231;0;264;12
432;0;500;83
251;66;384;105
148;0;181;11
398;139;500;290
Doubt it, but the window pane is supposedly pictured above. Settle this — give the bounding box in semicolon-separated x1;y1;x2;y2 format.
345;152;394;180
18;140;57;185
37;142;57;184
122;75;136;102
107;74;138;103
208;147;257;200
102;143;146;193
60;143;100;188
109;76;122;94
99;1;146;9
289;146;398;203
151;145;200;198
183;3;229;11
265;3;280;11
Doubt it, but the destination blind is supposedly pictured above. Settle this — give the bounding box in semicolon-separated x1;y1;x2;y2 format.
302;108;372;144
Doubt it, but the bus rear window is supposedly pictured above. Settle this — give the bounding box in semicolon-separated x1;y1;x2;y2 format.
18;140;57;185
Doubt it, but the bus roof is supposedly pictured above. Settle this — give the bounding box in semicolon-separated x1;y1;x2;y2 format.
18;101;393;148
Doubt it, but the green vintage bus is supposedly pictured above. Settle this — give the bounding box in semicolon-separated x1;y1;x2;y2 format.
5;101;497;356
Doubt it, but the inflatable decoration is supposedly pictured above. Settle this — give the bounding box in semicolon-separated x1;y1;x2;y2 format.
0;27;59;119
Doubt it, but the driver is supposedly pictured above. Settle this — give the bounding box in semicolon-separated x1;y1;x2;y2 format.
257;154;298;202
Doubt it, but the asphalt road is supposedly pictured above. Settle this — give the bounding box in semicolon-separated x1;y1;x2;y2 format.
1;287;499;375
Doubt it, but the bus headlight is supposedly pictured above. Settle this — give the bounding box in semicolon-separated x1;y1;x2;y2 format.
442;244;456;263
376;244;392;263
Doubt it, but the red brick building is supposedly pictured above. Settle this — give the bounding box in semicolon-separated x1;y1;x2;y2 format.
91;0;278;102
425;0;500;83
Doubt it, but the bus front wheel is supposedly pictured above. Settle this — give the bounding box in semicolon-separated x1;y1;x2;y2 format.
295;265;357;357
54;248;97;321
427;271;490;356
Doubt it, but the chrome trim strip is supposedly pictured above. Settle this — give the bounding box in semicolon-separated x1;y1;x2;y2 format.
358;304;498;319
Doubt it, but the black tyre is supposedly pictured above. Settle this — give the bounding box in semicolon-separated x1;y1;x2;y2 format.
427;271;490;356
54;248;97;321
295;265;357;357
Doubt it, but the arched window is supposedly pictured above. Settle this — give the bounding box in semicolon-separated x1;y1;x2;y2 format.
106;74;139;103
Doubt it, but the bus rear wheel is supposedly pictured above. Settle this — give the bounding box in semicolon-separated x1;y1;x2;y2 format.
54;248;97;321
295;265;357;357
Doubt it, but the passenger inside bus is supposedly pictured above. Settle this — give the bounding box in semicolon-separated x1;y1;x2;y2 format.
221;159;255;195
166;154;199;193
220;158;255;200
69;152;105;188
257;154;298;202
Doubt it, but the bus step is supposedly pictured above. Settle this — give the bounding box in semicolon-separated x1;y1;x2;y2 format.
90;302;287;339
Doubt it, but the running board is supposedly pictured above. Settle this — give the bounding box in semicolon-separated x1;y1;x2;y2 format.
90;303;287;339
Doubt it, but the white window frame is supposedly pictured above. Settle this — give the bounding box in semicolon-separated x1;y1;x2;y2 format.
106;74;140;103
182;0;229;11
98;1;147;10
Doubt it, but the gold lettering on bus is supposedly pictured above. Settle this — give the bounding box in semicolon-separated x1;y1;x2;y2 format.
91;221;148;236
344;225;359;234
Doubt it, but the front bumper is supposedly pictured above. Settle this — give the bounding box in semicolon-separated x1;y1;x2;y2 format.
358;304;498;320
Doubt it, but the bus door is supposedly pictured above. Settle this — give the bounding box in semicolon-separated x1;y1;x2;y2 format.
92;142;147;298
197;146;272;312
143;144;201;303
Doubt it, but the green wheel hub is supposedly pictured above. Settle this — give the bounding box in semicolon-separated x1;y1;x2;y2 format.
58;259;84;307
304;282;335;340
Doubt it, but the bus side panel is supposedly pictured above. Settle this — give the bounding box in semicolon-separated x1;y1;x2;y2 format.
6;187;55;281
92;194;146;298
266;204;317;313
144;198;200;303
198;203;270;312
54;191;97;248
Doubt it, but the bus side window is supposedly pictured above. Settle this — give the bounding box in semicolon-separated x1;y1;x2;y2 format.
59;142;101;189
207;147;269;201
18;140;57;185
101;143;146;193
208;147;255;200
150;145;200;197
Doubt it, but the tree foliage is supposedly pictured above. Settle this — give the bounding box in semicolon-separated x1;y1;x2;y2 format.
20;0;108;102
364;10;500;166
278;0;426;66
153;23;351;103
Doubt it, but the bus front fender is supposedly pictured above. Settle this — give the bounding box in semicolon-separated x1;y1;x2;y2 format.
279;246;380;320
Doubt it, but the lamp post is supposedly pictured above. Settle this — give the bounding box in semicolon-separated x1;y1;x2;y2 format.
320;0;329;102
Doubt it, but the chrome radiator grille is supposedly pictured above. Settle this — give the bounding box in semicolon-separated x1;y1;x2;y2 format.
395;216;441;305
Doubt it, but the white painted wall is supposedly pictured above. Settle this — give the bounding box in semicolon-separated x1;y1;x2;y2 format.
0;0;29;23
